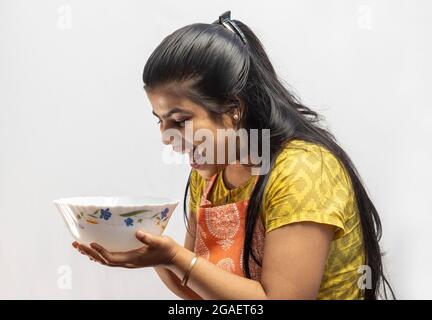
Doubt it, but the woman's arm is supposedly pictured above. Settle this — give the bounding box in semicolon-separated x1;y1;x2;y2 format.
166;221;334;300
153;267;202;300
75;212;334;299
153;210;203;300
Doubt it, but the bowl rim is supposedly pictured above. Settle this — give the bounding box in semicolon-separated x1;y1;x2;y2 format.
52;195;179;208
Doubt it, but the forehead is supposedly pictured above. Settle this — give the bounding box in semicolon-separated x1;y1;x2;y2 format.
146;87;198;113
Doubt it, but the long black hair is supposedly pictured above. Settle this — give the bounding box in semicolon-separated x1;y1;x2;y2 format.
142;15;395;300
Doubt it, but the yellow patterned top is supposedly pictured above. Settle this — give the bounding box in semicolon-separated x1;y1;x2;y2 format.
189;139;366;299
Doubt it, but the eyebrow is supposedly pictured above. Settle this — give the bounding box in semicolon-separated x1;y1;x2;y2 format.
152;107;190;119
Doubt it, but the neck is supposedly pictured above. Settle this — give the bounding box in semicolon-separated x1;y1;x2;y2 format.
222;162;252;190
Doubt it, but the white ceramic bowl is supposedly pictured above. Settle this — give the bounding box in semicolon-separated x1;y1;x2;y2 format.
53;196;179;251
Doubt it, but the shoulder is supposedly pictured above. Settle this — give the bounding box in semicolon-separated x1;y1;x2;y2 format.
189;168;206;191
270;139;350;185
262;139;354;237
274;139;341;169
189;169;206;200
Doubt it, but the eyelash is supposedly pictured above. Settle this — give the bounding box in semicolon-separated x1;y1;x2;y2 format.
156;119;186;128
175;120;186;128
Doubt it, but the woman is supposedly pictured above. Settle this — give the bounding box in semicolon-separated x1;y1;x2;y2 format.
74;11;395;300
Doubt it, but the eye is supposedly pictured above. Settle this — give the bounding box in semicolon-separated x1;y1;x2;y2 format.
174;120;186;128
156;119;161;125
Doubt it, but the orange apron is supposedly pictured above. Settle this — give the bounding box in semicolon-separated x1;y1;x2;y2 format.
193;172;266;281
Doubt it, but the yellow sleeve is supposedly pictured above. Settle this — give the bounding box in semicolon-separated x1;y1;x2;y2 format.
262;142;352;240
188;169;202;215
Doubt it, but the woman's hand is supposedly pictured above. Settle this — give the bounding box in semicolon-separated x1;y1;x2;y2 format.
72;230;181;269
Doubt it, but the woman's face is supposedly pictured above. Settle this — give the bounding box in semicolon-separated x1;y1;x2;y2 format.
145;87;238;179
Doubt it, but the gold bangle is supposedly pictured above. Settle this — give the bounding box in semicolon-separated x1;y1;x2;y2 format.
180;255;198;287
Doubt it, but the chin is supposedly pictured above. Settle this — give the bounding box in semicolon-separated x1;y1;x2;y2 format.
193;164;225;180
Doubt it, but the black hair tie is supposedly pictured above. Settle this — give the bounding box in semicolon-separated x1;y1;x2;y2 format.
212;10;248;46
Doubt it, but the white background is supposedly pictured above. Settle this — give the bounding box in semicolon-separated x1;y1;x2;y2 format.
0;0;431;299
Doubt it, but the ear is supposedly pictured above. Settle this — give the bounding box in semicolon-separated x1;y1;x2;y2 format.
232;95;245;120
221;96;245;129
232;98;245;130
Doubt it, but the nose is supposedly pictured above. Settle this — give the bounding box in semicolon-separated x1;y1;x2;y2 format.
160;127;182;147
161;132;173;145
159;124;169;145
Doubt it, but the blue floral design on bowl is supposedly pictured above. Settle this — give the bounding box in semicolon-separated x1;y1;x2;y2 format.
161;207;169;220
124;217;134;227
100;208;112;220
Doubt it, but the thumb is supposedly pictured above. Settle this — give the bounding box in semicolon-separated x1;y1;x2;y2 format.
136;230;156;246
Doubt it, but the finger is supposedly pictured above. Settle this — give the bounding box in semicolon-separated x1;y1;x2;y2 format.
78;243;108;265
79;244;106;264
76;244;98;260
89;243;119;264
135;230;151;245
90;243;137;265
73;242;87;256
74;244;86;255
73;242;111;266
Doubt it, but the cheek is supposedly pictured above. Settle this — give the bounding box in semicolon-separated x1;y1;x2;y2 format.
188;118;232;161
188;120;219;145
193;128;234;164
213;134;226;158
201;129;227;161
162;129;184;148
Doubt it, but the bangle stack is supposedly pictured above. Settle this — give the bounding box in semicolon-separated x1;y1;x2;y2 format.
180;254;198;287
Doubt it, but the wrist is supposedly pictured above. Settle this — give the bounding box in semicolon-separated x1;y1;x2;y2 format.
165;244;196;276
160;238;183;268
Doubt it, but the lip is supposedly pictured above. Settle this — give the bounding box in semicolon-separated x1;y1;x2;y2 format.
171;144;205;168
189;145;205;168
190;163;203;169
